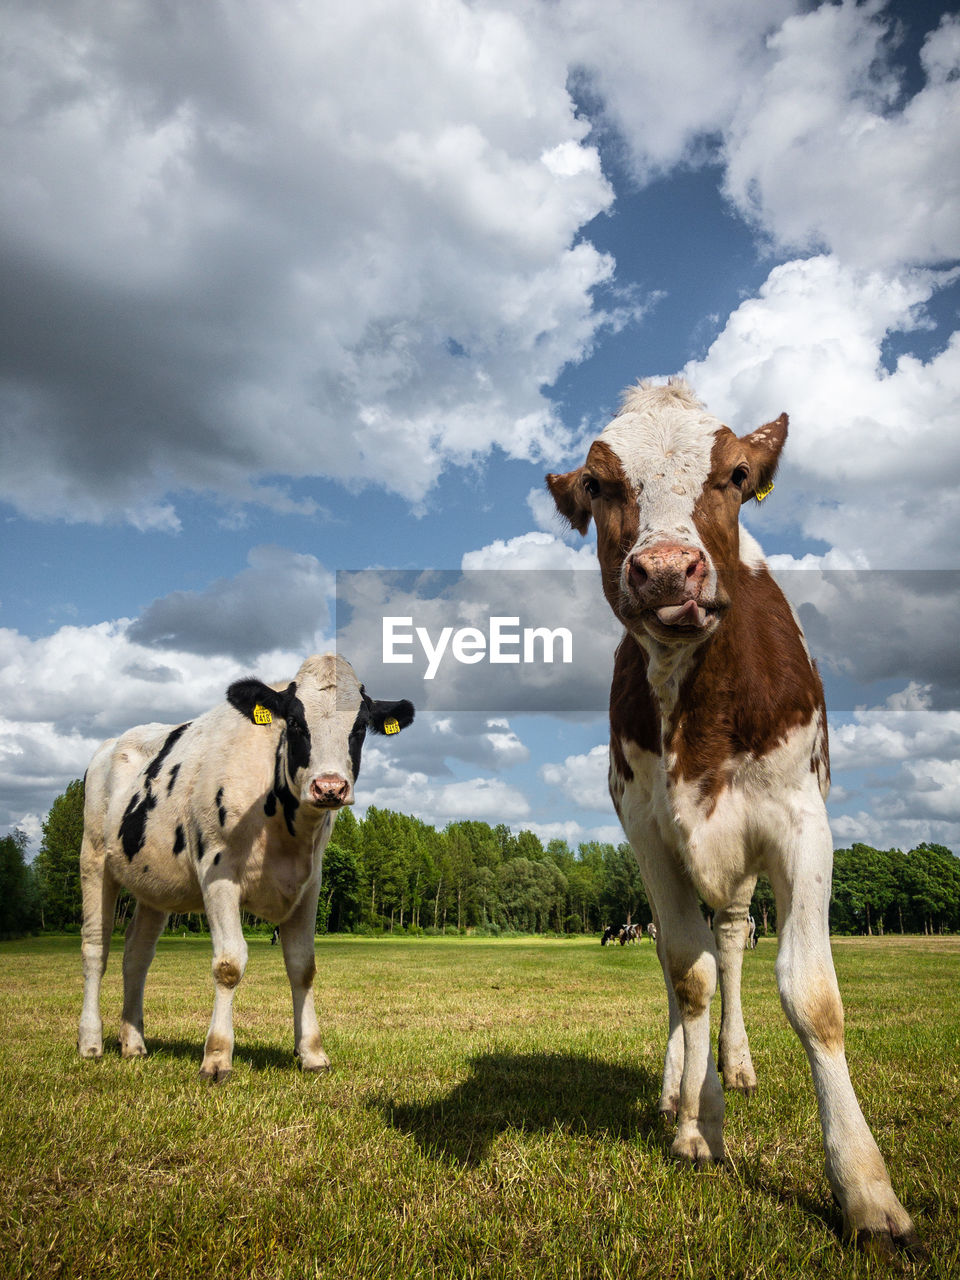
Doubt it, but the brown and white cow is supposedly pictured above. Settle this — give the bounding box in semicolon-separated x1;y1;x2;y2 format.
78;653;413;1082
547;379;914;1246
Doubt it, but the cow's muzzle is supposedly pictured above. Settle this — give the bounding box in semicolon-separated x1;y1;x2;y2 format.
624;542;723;636
309;774;353;808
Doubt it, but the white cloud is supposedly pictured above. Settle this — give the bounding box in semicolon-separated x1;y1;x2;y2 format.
722;6;960;268
684;255;960;567
357;772;531;827
460;531;597;571
830;684;960;771
551;0;798;179
520;819;624;848
0;0;617;523
827;684;960;849
540;743;611;811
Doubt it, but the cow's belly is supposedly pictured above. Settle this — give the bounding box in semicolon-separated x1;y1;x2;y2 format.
105;828;204;913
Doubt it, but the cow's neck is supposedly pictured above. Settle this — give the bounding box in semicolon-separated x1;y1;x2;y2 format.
632;629;710;724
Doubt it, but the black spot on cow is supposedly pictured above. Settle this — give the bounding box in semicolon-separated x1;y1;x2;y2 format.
264;790;277;818
167;762;181;794
119;789;157;860
215;787;227;827
173;825;186;855
213;852;220;866
348;715;367;782
144;723;190;783
196;830;205;861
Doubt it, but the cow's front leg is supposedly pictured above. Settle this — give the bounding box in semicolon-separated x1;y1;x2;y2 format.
119;902;169;1057
714;885;757;1095
78;841;118;1059
200;876;247;1083
647;867;724;1164
768;807;916;1247
650;911;684;1119
279;877;330;1071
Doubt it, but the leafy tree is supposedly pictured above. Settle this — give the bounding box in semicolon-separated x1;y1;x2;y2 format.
34;779;85;930
0;829;41;937
751;874;777;936
600;842;648;927
320;807;362;932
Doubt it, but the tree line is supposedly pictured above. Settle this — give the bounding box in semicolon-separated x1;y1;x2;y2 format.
2;779;958;939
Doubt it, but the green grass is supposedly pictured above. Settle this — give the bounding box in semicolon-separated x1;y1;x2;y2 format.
1;934;957;1279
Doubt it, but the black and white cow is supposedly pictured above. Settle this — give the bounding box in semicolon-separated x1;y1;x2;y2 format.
78;653;413;1081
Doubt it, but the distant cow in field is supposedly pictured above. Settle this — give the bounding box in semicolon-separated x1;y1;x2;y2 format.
746;915;757;950
619;923;641;945
600;924;617;946
646;922;657;943
78;654;414;1082
547;378;914;1246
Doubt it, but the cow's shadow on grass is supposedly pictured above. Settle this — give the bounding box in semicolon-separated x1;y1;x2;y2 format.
375;1051;662;1166
134;1037;293;1073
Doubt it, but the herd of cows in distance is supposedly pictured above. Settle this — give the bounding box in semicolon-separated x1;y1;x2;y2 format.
75;379;916;1250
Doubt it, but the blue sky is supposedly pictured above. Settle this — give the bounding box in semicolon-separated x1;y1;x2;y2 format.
2;0;958;853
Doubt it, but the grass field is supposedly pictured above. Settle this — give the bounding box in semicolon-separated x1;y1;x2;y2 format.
1;934;957;1279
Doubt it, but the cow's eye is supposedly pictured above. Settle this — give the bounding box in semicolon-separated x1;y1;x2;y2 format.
583;475;600;498
731;466;749;488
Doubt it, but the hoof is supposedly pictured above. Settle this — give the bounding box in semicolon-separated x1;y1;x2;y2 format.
723;1070;757;1097
120;1042;148;1059
852;1227;922;1259
671;1128;725;1166
199;1065;233;1085
77;1039;103;1060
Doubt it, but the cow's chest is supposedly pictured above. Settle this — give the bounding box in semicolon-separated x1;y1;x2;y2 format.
235;813;332;922
612;737;756;907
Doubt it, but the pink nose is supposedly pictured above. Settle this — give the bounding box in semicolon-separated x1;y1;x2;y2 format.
310;774;350;806
627;543;706;601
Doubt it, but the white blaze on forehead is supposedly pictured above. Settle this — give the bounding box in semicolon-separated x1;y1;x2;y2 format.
598;382;723;548
289;653;364;786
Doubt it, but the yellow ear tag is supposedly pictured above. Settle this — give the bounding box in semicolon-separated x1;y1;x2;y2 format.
383;717;400;735
755;480;774;502
253;704;273;725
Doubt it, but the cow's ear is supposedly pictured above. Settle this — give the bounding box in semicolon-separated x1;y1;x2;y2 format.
366;698;415;735
546;468;592;535
739;413;788;502
227;678;287;723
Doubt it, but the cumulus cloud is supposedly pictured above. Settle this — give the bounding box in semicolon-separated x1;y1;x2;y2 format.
722;5;960;268
540;743;610;812
683;255;960;568
129;545;334;662
336;559;619;713
552;0;798;179
827;685;960;849
0;0;618;524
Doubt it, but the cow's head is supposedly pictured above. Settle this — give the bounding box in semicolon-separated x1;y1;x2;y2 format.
547;379;786;650
227;653;414;812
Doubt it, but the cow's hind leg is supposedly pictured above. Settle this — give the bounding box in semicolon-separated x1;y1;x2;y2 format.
200;876;246;1083
714;881;757;1095
78;834;119;1059
119;902;168;1058
279;877;330;1072
768;805;916;1247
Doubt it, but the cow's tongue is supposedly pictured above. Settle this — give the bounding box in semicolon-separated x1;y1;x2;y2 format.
655;600;706;628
